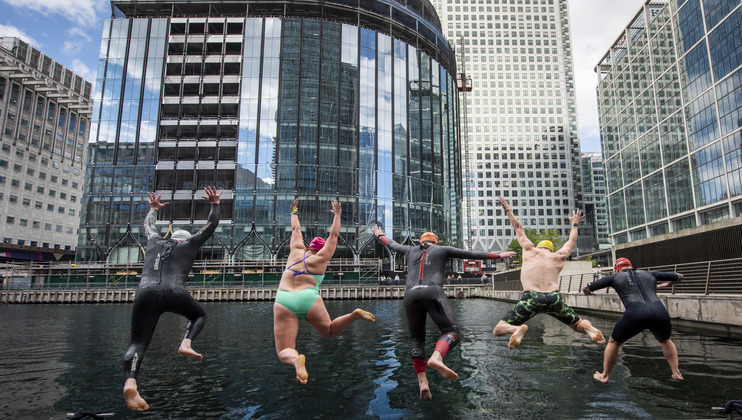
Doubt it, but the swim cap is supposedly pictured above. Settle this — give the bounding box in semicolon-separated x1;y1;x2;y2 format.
171;230;191;241
308;237;326;251
419;232;438;244
614;257;633;271
536;240;554;252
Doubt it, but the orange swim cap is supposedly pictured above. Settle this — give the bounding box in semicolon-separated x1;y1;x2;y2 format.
419;232;438;244
614;257;633;271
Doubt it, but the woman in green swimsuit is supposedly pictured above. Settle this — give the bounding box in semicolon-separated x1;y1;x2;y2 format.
273;198;376;384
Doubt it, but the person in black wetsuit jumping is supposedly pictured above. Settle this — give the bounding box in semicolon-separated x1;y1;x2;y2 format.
583;257;684;383
122;186;221;411
373;225;515;401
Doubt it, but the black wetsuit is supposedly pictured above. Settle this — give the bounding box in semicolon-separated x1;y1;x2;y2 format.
123;204;219;379
377;236;504;363
585;269;682;343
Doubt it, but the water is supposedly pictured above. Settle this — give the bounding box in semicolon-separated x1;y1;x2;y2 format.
1;299;740;419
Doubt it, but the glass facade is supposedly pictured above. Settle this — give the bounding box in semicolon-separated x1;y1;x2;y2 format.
430;0;583;252
596;0;742;245
77;0;461;265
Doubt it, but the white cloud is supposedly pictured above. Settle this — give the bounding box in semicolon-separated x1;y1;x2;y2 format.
568;0;647;152
69;58;96;84
0;22;41;47
3;0;106;27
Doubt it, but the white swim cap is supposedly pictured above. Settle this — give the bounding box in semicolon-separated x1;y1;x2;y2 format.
171;230;191;241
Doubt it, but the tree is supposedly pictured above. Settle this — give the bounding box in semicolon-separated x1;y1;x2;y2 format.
506;228;566;262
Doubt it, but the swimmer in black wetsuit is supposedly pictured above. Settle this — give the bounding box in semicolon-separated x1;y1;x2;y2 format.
122;186;221;411
373;225;515;401
583;257;684;383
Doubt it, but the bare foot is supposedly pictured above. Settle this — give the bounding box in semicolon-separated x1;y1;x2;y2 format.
353;308;376;322
417;374;432;401
508;325;529;349
295;354;308;384
593;371;610;383
427;354;459;380
672;372;684;380
178;346;203;360
124;380;149;411
587;327;606;346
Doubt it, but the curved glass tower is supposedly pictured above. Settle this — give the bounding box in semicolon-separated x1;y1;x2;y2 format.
78;0;461;266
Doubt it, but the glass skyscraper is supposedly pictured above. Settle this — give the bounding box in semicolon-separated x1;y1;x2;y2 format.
78;0;462;267
580;152;610;252
430;0;583;252
596;0;742;251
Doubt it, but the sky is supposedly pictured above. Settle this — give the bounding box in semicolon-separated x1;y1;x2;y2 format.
0;0;647;154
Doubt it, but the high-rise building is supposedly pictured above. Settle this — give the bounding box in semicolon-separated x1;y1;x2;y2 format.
595;0;742;265
0;37;92;261
429;0;583;252
580;152;610;253
78;0;462;270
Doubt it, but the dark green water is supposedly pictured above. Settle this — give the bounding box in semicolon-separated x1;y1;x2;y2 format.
0;299;739;419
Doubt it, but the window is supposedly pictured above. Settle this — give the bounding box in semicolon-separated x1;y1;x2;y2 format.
32;221;40;229
61;178;68;186
49;189;56;197
6;216;14;224
47;204;54;211
19;219;27;227
37;186;44;193
44;223;52;230
60;192;67;200
50;175;58;183
8;194;17;203
56;225;63;232
22;198;30;206
58;206;65;213
11;179;19;188
68;209;75;216
35;201;42;209
24;182;32;191
39;171;46;180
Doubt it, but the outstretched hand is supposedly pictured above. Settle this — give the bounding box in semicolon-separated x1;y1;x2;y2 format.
569;209;585;225
148;193;169;210
330;200;341;216
290;198;299;214
499;251;516;258
497;196;510;212
372;224;385;237
202;186;222;204
582;286;595;296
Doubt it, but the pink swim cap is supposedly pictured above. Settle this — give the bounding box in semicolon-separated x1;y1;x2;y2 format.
308;237;326;251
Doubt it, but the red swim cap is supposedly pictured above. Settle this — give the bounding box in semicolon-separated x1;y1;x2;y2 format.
614;257;633;272
308;237;325;251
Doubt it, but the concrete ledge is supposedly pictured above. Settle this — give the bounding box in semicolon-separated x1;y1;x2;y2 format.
486;290;742;338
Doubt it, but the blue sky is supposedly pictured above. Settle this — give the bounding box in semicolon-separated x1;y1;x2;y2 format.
0;0;646;154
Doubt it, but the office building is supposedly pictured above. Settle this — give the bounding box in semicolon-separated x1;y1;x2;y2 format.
595;0;742;265
430;0;583;252
580;152;610;253
77;0;462;268
0;37;92;261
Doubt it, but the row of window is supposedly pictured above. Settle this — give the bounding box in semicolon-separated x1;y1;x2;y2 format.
0;236;71;250
0;192;76;215
4;215;75;231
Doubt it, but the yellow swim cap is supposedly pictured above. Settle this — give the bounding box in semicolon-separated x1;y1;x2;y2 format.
536;240;554;252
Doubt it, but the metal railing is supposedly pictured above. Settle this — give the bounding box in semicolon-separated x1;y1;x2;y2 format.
0;258;383;290
491;257;742;295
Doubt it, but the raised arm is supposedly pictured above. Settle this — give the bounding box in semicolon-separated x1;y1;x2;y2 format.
289;198;304;251
145;192;169;239
498;196;533;251
189;186;221;246
583;274;616;296
556;208;585;259
373;224;411;254
316;200;341;258
438;246;516;260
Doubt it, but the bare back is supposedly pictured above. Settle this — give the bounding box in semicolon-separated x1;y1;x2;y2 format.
519;247;566;292
278;248;331;292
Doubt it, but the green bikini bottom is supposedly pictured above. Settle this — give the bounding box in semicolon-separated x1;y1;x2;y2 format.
275;288;320;320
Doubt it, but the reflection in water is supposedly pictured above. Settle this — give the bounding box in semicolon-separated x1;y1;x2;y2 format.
0;299;740;419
